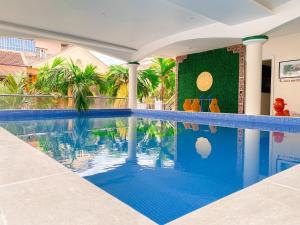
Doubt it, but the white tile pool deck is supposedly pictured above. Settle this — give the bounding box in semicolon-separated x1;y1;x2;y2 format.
0;127;300;225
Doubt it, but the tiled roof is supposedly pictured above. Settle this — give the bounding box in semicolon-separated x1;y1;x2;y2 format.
0;50;26;66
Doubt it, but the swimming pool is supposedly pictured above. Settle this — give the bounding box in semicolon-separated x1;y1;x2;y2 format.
1;111;300;224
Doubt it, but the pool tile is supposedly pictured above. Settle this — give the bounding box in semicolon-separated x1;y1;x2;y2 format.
131;110;300;132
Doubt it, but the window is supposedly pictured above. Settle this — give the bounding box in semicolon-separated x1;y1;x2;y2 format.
0;38;35;52
35;47;48;59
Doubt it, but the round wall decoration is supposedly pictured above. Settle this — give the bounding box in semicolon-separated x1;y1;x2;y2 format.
196;71;213;92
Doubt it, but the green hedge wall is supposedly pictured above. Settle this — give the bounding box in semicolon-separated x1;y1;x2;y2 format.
178;47;240;113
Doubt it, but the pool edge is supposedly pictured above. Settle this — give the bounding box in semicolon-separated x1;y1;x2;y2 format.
0;127;157;225
167;163;300;225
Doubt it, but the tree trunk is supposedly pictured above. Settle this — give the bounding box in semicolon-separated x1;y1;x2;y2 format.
161;78;165;110
67;87;73;108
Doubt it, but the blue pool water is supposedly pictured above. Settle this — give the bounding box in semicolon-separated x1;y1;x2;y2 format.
1;116;300;224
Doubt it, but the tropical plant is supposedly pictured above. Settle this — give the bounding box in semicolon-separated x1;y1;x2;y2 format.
0;74;29;109
104;65;159;101
65;61;105;111
31;57;66;95
148;58;176;104
32;58;106;111
0;73;27;94
138;68;159;100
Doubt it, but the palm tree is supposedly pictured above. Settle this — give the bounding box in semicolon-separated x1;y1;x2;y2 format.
0;74;27;94
138;68;159;101
31;57;66;95
0;74;28;109
105;65;129;98
104;65;159;101
149;58;175;106
32;58;106;111
62;60;105;111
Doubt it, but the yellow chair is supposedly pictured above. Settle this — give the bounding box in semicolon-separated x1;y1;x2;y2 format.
183;99;192;111
209;98;220;113
191;99;201;112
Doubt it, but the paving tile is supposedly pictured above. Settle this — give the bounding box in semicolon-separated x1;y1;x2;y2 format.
265;164;300;190
0;127;25;146
0;140;68;186
168;181;300;225
0;172;156;225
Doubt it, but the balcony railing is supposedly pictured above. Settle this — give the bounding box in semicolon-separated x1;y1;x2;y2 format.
0;94;128;110
137;96;176;111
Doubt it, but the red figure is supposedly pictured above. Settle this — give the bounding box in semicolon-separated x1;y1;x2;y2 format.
273;98;290;116
273;132;284;143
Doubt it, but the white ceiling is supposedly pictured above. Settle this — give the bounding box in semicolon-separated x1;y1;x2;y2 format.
267;17;300;37
168;0;271;25
0;0;213;49
254;0;290;9
0;0;298;61
155;38;241;57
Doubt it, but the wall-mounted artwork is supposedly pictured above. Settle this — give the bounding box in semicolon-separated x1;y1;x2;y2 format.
196;71;213;91
279;59;300;79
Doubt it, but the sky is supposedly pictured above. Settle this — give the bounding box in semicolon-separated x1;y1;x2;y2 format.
90;50;125;65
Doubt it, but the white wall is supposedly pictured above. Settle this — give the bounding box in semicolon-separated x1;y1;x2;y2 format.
35;39;62;55
263;33;300;116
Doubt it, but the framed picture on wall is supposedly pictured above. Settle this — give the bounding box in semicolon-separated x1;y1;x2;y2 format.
279;59;300;79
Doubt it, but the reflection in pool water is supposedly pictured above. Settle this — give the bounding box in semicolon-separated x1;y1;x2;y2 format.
1;116;300;224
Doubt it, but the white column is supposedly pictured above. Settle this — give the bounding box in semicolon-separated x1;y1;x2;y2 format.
127;117;137;162
128;62;139;109
243;36;268;115
243;129;260;187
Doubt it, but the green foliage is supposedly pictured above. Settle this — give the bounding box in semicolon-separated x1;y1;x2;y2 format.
178;48;239;113
104;64;159;101
32;56;176;110
32;57;66;95
138;68;159;99
32;58;105;111
149;58;176;102
0;74;27;94
102;57;175;103
0;74;29;109
66;61;102;111
105;65;129;97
